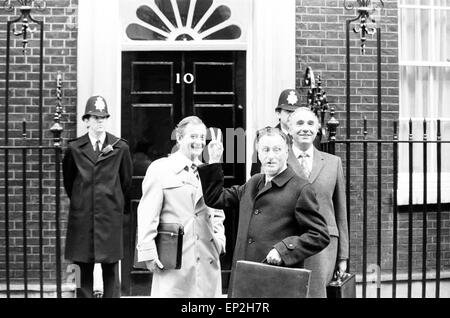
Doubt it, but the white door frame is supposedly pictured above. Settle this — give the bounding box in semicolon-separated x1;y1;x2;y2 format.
77;0;296;178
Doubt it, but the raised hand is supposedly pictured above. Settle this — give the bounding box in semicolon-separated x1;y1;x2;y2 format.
208;127;224;164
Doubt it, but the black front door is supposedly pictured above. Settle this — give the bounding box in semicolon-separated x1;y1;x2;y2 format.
121;51;246;296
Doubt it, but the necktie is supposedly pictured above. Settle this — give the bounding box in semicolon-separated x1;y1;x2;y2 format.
298;152;310;180
95;140;101;156
287;134;293;147
191;163;199;180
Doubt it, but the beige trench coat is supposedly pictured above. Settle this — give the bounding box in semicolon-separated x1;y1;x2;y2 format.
137;151;225;298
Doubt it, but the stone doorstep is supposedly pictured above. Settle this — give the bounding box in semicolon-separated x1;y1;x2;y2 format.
1;270;450;296
0;283;76;292
0;283;77;297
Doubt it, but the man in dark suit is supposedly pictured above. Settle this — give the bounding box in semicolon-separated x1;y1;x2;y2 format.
287;107;349;298
63;96;133;298
198;127;330;295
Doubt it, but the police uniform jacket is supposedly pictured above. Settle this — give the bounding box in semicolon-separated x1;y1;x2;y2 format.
62;132;133;263
198;163;330;272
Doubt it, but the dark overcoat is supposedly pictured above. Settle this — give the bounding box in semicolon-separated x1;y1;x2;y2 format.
62;133;133;263
198;163;330;272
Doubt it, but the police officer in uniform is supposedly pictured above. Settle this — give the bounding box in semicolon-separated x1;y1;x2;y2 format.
251;89;323;176
250;89;303;176
62;96;133;298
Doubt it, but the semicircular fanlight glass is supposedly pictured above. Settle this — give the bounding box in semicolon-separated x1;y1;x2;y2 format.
126;0;241;41
154;0;177;28
126;24;167;41
177;0;191;27
199;5;231;33
204;24;241;40
136;5;170;33
192;0;213;28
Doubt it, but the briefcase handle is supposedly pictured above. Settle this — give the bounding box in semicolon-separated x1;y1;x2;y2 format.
261;258;281;266
261;258;287;267
331;270;351;284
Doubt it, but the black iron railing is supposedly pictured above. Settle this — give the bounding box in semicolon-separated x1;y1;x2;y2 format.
1;4;64;298
326;117;449;298
1;144;63;298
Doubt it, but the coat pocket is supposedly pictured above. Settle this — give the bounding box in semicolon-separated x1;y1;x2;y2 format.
161;179;184;189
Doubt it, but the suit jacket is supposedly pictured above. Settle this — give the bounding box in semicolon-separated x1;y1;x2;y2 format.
287;147;349;259
136;151;226;297
62;132;133;263
198;163;330;271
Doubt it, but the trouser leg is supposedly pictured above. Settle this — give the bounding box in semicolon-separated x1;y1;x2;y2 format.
304;237;338;298
101;262;121;298
74;262;95;298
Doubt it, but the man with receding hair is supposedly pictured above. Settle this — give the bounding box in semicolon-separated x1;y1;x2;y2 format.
198;126;330;295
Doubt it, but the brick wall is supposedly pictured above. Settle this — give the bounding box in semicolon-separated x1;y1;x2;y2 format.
0;0;78;286
295;0;450;279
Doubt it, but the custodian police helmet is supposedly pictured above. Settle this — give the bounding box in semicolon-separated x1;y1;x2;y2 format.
82;95;110;120
275;89;302;112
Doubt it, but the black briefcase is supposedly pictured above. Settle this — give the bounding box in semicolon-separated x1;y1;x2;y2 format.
326;272;356;298
133;223;184;270
230;260;311;298
155;223;184;270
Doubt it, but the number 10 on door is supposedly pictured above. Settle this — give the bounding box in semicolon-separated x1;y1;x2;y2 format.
176;73;194;84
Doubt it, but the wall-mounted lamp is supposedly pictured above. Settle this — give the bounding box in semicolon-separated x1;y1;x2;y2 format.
344;0;384;54
303;67;329;123
303;67;329;144
50;72;64;147
2;0;46;54
2;0;46;11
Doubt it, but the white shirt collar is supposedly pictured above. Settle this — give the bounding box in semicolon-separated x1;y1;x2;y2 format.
265;164;288;184
88;132;106;150
170;151;202;174
292;144;314;159
280;126;289;136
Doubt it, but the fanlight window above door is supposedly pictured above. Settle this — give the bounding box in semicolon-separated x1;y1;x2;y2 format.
126;0;242;41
